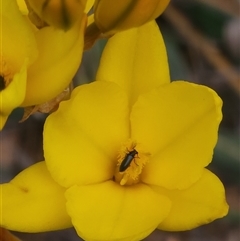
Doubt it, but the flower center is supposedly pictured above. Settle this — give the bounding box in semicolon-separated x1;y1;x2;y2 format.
0;58;14;91
114;140;150;186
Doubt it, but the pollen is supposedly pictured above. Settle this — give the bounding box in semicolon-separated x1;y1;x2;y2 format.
0;58;14;91
114;139;150;186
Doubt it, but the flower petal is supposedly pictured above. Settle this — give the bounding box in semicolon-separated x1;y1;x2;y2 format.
0;162;71;232
85;0;94;13
0;61;27;130
44;81;129;188
152;169;229;231
96;21;170;107
94;0;170;35
131;81;222;189
27;0;86;30
22;16;86;106
16;0;29;15
1;0;37;72
65;181;171;241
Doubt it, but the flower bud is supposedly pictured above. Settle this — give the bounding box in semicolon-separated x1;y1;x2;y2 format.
94;0;170;35
27;0;87;30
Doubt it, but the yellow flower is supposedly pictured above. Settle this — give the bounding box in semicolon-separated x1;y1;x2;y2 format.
0;0;86;129
94;0;170;35
0;21;228;241
0;0;37;129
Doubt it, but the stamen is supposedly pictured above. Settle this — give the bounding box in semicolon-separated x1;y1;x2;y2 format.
114;140;150;186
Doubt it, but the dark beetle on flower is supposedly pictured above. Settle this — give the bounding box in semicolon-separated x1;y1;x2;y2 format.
119;149;138;172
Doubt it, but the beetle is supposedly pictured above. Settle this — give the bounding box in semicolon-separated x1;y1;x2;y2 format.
119;149;138;172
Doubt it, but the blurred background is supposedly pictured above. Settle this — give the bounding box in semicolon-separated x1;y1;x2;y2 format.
1;0;239;240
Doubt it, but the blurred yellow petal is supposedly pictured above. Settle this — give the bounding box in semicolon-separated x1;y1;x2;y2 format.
1;0;37;72
65;181;171;241
16;0;29;15
0;61;27;129
27;0;87;29
94;0;170;35
22;15;86;106
0;162;71;232
152;169;229;231
131;81;222;189
44;81;129;187
87;13;94;26
85;0;94;13
96;21;170;107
